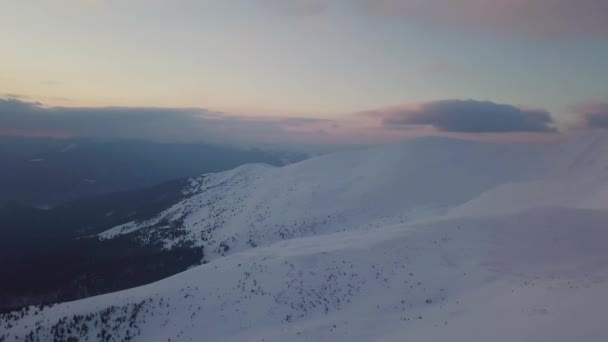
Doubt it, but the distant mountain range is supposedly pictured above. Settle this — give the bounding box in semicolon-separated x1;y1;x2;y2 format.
0;136;307;207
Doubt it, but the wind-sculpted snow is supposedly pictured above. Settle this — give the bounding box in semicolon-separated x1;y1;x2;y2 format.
4;133;608;341
4;208;608;341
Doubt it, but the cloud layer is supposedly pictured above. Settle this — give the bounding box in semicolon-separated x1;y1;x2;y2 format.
0;98;338;145
1;97;566;145
267;0;607;39
361;0;608;39
363;99;556;133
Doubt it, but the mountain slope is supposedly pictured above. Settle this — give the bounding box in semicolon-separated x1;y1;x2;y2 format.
3;207;608;342
3;133;608;341
101;134;608;262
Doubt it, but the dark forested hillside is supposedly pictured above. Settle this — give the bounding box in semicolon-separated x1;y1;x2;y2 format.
0;179;201;312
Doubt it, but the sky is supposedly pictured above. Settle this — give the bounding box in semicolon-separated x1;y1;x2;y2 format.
1;0;607;145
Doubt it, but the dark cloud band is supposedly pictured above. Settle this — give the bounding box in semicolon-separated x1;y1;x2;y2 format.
0;98;337;144
365;99;555;133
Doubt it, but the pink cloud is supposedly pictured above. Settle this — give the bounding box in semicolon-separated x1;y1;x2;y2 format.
358;0;608;39
571;101;608;129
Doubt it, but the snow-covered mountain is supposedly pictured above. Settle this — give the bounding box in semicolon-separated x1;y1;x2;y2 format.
3;132;608;342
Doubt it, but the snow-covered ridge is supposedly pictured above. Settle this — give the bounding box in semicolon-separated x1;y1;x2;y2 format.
3;132;608;341
101;133;608;261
